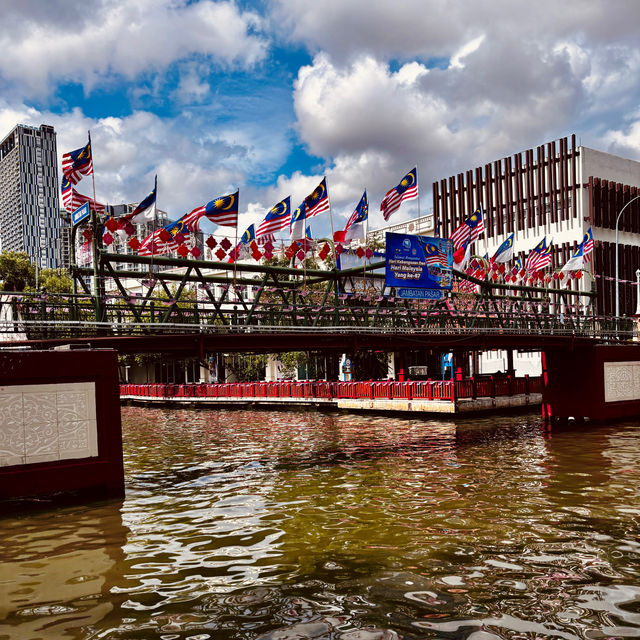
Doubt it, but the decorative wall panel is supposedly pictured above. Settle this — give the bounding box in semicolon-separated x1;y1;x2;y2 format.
604;361;640;403
0;382;97;467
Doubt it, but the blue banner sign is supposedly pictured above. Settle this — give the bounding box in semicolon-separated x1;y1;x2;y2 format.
71;202;90;226
396;288;444;300
385;232;453;290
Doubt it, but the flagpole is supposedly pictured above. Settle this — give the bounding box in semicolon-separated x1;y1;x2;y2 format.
326;176;337;269
233;191;238;288
87;130;102;317
416;165;420;221
151;174;157;276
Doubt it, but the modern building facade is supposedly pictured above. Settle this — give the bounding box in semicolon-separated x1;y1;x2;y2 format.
0;124;63;268
433;134;640;317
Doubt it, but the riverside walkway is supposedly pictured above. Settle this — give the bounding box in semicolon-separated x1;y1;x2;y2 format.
120;376;543;415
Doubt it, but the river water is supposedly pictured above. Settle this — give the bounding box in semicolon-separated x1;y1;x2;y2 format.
1;408;639;639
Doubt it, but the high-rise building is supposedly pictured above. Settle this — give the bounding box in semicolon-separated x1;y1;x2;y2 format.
0;124;63;268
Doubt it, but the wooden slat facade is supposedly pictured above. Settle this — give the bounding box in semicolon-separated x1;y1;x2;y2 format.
433;135;580;239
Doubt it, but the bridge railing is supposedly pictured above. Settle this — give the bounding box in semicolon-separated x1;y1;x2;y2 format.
120;375;543;403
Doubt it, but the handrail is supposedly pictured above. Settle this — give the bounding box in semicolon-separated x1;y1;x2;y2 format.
121;376;544;403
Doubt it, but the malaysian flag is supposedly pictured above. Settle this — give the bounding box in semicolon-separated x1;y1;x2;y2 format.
304;178;330;218
188;190;239;228
562;228;593;272
334;191;368;243
424;241;449;268
450;206;484;250
525;237;553;272
583;227;594;258
62;137;93;185
138;213;199;256
257;197;291;237
380;168;418;221
61;177;106;214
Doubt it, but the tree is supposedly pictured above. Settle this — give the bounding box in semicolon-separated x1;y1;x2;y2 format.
38;268;73;294
0;251;36;291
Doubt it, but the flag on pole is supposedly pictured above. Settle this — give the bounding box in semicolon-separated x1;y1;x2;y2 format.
380;168;418;221
187;190;239;228
62;138;93;185
138;213;199;256
303;178;330;219
492;232;514;263
450;206;484;250
525;237;553;271
119;176;157;226
582;227;594;257
333;191;368;243
290;201;307;241
562;228;594;272
257;197;291;237
61;177;106;213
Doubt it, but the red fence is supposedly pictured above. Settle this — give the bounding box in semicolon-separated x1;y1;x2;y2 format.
120;376;542;403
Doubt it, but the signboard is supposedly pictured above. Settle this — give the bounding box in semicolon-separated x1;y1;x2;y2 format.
71;202;90;226
385;232;453;292
396;287;444;300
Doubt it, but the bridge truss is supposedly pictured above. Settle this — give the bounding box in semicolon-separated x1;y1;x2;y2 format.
0;250;624;353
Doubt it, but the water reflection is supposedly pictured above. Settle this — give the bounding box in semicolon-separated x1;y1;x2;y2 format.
0;408;638;639
0;501;128;639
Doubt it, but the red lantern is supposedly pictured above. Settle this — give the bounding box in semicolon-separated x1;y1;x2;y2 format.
128;236;141;250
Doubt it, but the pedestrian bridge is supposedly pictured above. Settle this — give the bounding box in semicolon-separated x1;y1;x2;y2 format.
0;252;633;354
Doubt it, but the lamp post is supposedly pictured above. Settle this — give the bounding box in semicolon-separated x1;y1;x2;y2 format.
615;194;640;318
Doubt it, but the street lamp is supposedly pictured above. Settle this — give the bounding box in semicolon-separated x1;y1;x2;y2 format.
615;194;640;318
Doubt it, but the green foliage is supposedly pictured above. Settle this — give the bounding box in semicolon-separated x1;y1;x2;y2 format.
225;353;269;382
0;251;36;291
38;268;73;293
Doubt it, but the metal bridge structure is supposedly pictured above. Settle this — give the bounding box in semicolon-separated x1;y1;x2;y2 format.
0;252;632;357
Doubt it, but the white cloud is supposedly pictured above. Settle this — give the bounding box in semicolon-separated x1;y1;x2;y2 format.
0;0;267;95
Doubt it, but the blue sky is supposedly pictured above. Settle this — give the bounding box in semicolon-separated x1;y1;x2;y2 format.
1;0;640;241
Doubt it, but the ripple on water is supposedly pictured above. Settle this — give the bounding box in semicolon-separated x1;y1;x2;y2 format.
0;409;639;639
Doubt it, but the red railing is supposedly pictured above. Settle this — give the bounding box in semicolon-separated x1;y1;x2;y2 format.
120;375;542;403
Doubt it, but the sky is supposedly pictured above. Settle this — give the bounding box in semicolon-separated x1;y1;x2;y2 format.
2;0;640;240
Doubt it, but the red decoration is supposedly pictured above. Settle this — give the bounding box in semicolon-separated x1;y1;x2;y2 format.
215;247;227;261
191;246;201;258
574;270;582;279
128;236;141;250
206;236;217;249
173;233;185;245
176;243;189;258
295;250;305;261
82;229;92;242
220;237;232;251
318;243;331;261
251;249;263;261
123;222;135;236
498;263;505;274
159;228;172;242
263;248;273;260
335;243;344;255
365;247;373;259
558;272;565;280
355;246;365;259
105;217;119;232
263;241;273;252
102;232;113;245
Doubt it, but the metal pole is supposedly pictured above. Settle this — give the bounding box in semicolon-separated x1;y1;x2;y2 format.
615;195;640;318
636;268;640;317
